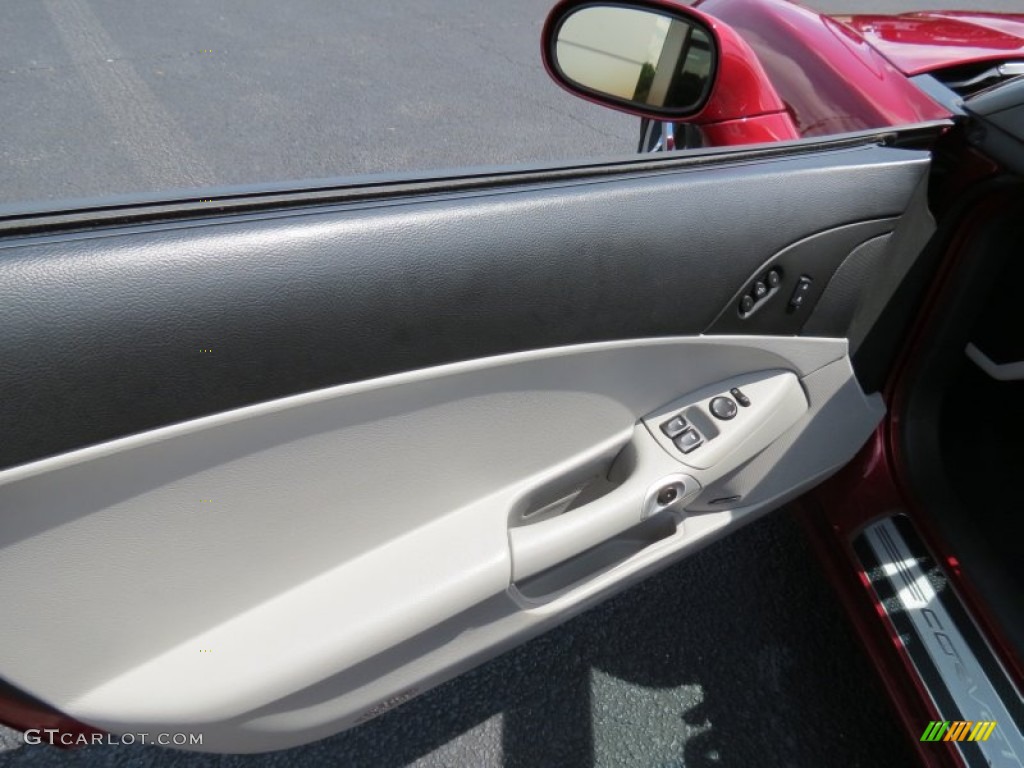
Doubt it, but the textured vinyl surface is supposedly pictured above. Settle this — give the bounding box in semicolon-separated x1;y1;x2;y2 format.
0;145;927;471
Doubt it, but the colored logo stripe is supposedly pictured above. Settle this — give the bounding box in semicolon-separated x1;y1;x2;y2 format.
921;721;997;742
974;722;997;742
945;721;970;741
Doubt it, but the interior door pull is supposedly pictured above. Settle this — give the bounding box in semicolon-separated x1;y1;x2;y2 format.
508;426;699;581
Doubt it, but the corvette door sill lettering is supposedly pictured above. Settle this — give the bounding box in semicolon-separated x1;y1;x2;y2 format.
855;516;1024;768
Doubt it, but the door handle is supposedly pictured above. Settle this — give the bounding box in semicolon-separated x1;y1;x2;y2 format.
508;426;699;581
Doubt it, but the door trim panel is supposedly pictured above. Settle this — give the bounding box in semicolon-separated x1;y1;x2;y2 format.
0;335;882;752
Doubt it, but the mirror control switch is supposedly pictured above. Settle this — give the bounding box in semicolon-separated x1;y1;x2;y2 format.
709;396;738;420
673;428;703;453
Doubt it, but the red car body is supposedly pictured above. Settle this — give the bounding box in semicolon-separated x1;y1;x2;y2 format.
842;11;1024;75
695;0;951;142
542;0;1024;145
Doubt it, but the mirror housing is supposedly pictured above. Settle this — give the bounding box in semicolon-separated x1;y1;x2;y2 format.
542;0;793;133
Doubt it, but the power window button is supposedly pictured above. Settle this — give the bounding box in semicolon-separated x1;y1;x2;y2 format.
673;428;703;454
661;415;688;438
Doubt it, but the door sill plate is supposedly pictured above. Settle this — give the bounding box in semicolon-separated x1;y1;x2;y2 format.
854;516;1024;767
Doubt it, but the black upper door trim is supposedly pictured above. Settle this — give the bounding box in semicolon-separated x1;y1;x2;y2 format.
0;145;928;471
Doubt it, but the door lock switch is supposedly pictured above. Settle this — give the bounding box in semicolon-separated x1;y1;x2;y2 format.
661;414;689;438
729;387;751;407
788;275;813;311
673;428;703;453
709;396;738;420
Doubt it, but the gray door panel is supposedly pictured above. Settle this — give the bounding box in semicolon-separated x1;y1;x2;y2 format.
0;142;930;751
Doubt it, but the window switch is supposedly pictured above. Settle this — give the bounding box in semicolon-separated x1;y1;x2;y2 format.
661;415;688;438
673;428;702;454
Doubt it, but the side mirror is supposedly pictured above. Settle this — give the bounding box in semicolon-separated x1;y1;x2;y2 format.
542;1;718;119
542;0;798;146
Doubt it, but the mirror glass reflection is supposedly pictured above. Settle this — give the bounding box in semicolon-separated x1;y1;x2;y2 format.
555;5;713;111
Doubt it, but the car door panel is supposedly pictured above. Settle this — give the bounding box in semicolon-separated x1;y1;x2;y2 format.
0;141;929;751
0;336;879;752
0;145;925;472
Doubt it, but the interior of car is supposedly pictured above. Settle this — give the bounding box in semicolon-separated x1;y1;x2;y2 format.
898;170;1024;664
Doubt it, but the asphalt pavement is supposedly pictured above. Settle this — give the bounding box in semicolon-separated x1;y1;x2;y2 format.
2;0;1019;206
0;0;634;206
0;0;1016;766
